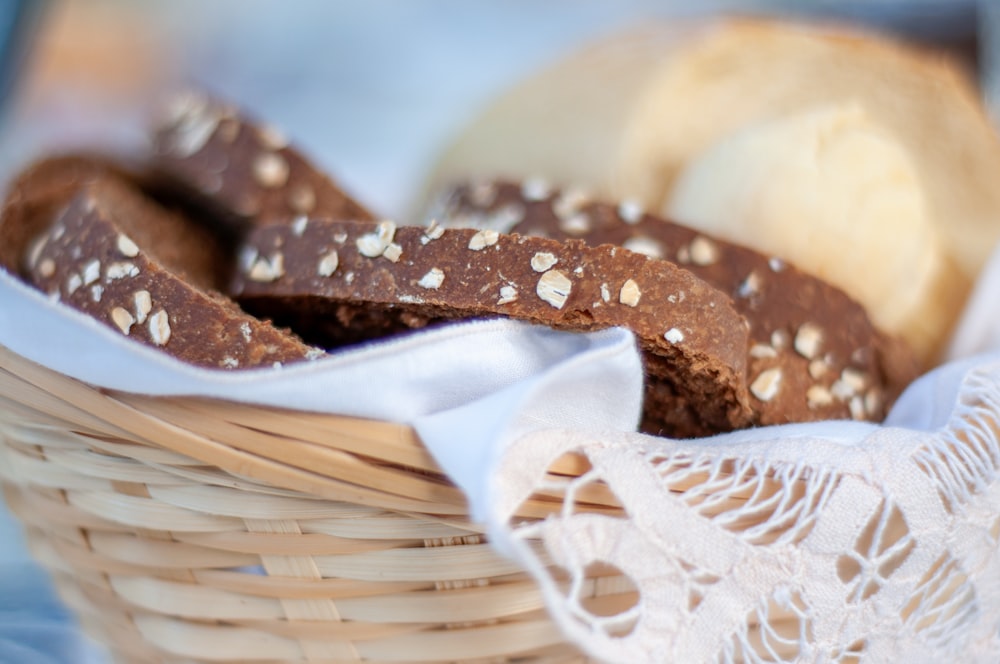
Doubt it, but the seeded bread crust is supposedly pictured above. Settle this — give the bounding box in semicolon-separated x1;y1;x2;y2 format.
16;175;321;369
232;218;755;437
151;92;376;230
428;180;921;427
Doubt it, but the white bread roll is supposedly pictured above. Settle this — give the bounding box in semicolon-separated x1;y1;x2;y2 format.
422;19;1000;364
667;104;960;363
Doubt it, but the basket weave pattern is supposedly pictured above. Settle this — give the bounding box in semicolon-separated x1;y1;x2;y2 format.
0;346;602;663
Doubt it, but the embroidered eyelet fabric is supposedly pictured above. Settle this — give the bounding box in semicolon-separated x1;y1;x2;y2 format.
488;366;1000;663
477;248;1000;663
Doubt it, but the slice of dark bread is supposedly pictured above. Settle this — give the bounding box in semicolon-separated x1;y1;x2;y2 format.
427;180;921;427
6;165;322;369
151;92;376;230
233;218;755;437
0;154;130;277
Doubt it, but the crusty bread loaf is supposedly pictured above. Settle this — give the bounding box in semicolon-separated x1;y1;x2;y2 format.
232;218;754;437
422;19;996;363
151;92;376;230
3;161;321;369
429;179;920;427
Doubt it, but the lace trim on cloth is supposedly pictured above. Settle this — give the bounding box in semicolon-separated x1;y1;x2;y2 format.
489;360;1000;663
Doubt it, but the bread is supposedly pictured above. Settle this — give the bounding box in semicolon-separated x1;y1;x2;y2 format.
4;161;321;369
422;18;996;363
665;104;966;366
0;80;927;432
151;91;376;230
428;179;920;427
0;154;130;277
232;218;754;437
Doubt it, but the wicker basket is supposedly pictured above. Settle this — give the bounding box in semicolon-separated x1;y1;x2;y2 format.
0;344;623;663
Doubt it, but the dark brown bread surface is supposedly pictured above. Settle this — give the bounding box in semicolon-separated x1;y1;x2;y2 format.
16;175;321;369
233;218;755;437
0;154;129;276
428;180;921;427
151;92;376;230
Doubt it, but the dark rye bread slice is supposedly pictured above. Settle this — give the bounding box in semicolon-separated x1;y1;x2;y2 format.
13;174;321;369
232;218;754;437
0;154;132;277
428;180;921;427
151;92;376;230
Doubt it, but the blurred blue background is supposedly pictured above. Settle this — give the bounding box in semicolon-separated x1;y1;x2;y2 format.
0;1;988;661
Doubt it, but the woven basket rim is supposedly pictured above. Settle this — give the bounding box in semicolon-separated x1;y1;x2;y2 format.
0;344;605;519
